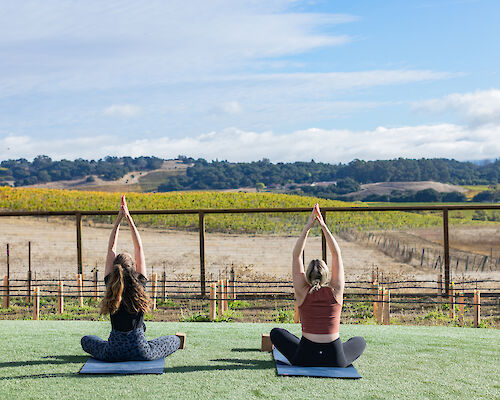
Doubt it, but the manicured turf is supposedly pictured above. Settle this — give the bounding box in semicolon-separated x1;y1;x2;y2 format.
0;321;498;400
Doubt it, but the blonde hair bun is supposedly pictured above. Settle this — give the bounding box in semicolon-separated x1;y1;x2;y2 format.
305;259;329;294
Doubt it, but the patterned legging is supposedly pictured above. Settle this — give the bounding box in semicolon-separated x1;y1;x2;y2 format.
81;328;180;361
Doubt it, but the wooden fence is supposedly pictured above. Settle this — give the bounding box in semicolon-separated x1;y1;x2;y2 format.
1;273;497;326
1;204;499;296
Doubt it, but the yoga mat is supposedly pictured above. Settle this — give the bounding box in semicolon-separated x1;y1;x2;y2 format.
79;357;165;374
273;348;361;379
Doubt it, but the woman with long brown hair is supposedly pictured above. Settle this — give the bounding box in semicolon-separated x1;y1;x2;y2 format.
270;204;366;367
81;196;180;361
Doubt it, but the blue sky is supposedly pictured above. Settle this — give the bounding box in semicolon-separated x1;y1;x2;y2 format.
0;0;499;162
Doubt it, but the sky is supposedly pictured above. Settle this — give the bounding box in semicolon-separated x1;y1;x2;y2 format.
0;0;499;163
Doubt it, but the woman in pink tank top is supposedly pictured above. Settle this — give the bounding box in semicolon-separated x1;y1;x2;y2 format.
270;205;366;367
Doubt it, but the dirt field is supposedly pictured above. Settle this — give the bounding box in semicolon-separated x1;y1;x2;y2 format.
405;225;500;258
0;217;446;282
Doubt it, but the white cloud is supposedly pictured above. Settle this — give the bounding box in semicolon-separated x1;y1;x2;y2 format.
413;89;500;126
0;1;358;97
2;123;498;163
102;104;142;117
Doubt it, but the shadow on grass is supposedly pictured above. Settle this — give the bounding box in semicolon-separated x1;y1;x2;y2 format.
230;348;261;353
0;372;90;381
0;355;273;380
0;355;88;369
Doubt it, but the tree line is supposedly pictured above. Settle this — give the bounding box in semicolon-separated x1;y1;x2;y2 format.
0;156;498;201
159;157;498;191
0;155;164;186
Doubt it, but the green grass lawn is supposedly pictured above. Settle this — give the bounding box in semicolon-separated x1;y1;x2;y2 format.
0;321;498;400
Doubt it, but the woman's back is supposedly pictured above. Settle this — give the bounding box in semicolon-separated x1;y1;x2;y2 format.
104;272;147;332
299;287;341;335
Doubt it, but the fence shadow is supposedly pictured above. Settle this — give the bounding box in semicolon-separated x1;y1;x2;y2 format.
0;355;87;369
230;348;261;353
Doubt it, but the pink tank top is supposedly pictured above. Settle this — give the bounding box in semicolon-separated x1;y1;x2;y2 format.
299;287;342;334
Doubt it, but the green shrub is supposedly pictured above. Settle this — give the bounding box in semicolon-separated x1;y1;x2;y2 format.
179;311;211;322
229;300;251;309
217;308;243;322
273;308;294;323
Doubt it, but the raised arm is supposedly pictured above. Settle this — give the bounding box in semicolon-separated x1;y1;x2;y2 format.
105;207;124;277
121;196;147;277
315;205;345;304
292;208;317;302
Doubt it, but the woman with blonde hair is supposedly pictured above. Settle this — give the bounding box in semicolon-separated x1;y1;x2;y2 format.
81;196;180;361
270;204;366;367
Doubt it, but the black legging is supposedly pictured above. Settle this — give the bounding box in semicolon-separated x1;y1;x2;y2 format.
270;328;366;367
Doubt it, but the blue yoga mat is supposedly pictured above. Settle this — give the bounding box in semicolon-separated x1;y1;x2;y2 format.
79;357;165;374
273;348;361;379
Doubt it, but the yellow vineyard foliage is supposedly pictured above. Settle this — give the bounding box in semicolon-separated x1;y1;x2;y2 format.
0;187;446;233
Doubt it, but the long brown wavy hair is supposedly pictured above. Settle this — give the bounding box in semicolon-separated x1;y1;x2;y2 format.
100;253;150;315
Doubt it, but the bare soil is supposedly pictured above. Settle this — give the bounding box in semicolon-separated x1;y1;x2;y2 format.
405;225;500;258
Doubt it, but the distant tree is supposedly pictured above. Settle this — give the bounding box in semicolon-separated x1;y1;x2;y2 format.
256;182;266;192
32;155;52;170
37;170;51;182
472;190;499;202
336;178;360;194
441;191;467;202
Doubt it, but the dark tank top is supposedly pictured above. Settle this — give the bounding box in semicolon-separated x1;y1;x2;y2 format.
104;273;147;332
299;286;342;334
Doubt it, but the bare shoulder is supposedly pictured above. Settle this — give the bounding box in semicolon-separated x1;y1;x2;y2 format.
293;272;310;306
330;286;343;305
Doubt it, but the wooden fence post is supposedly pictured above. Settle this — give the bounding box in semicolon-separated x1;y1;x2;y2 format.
448;283;455;319
473;290;481;328
321;210;327;262
223;278;229;312
230;268;236;299
27;270;32;305
77;274;84;307
382;289;390;325
377;287;383;324
458;292;464;326
294;300;300;323
33;287;40;320
372;282;378;321
199;212;206;296
162;270;167;302
93;268;98;301
151;273;157;310
217;280;222;316
209;283;217;321
76;213;83;278
437;273;442;307
58;281;64;314
443;209;450;295
219;280;226;314
2;275;9;308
